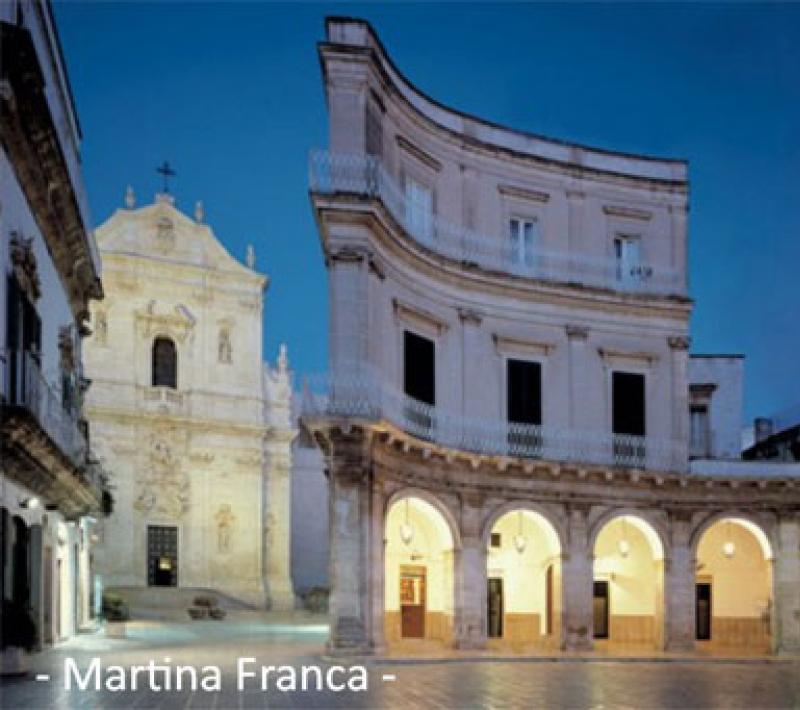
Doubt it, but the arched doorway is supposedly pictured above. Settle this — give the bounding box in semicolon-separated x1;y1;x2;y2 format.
384;496;455;646
593;514;665;650
695;517;773;652
485;509;562;650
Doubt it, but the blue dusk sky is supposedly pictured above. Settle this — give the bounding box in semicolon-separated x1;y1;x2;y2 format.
53;1;799;423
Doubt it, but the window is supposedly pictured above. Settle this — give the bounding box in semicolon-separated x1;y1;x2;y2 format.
403;331;435;406
404;177;433;241
151;337;177;389
507;359;543;456
690;405;710;458
612;371;646;436
614;235;641;285
365;101;383;158
507;360;542;425
490;533;502;548
510;218;538;267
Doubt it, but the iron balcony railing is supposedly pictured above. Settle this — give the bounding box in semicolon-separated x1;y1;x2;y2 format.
309;150;684;296
1;349;88;467
301;367;686;473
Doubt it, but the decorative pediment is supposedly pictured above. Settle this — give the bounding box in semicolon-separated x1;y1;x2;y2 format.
135;301;197;342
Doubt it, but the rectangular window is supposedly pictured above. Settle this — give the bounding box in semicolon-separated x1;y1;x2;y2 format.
612;371;646;436
510;218;538;267
365;101;383;158
404;331;435;406
507;359;543;457
404;177;434;241
507;359;542;425
614;235;642;285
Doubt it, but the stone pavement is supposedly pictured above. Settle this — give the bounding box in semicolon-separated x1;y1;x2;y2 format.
1;615;798;709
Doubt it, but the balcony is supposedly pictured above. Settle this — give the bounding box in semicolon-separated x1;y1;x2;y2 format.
1;349;87;466
309;150;684;297
301;368;686;473
1;349;104;518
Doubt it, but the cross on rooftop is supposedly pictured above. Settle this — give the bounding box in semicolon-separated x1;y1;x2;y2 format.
156;161;177;193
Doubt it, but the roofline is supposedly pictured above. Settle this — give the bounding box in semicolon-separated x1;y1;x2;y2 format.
689;354;745;359
324;16;689;172
42;0;82;140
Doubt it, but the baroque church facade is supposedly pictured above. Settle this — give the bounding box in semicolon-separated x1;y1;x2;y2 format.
83;190;295;609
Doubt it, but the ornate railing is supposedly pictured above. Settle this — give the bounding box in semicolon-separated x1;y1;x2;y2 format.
1;349;88;466
309;150;684;296
301;368;686;472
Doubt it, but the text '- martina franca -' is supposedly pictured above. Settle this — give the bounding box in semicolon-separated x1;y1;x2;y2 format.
62;657;372;693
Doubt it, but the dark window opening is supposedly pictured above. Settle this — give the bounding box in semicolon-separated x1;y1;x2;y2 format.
612;371;646;436
152;337;177;389
490;532;502;548
507;359;542;456
612;371;646;464
403;331;435;406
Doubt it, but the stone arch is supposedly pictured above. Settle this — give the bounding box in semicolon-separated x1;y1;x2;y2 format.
482;501;564;649
480;501;565;554
590;508;668;649
384;487;462;551
588;507;669;561
383;488;460;647
689;510;776;561
691;511;776;652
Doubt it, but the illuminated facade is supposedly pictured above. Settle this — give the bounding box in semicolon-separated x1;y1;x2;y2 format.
303;17;800;655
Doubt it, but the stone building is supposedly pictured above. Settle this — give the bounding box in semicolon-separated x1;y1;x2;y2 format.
83;191;295;609
302;17;800;655
1;0;107;653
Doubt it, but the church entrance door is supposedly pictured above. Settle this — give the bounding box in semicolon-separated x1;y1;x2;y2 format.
400;566;426;638
147;525;178;587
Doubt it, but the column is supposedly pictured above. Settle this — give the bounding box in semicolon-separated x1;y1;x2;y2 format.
664;513;695;651
561;505;594;650
773;515;800;653
263;438;295;610
453;496;486;649
367;480;386;652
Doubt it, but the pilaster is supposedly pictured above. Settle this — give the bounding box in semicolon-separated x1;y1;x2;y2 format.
774;515;800;653
453;494;487;649
664;512;696;651
561;504;594;650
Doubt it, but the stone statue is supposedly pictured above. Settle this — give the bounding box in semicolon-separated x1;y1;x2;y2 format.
215;504;236;553
194;200;204;223
218;328;232;364
95;311;108;345
246;244;255;269
125;185;136;209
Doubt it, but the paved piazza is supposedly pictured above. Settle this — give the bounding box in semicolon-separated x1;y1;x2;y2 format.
1;616;798;709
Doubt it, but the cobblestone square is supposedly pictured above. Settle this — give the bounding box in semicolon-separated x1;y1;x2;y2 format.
1;619;798;709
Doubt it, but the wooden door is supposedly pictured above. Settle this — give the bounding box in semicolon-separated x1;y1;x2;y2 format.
487;578;503;638
696;583;712;640
593;580;609;639
400;566;426;638
147;525;178;587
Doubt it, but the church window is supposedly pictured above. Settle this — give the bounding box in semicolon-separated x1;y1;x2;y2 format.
152;337;178;389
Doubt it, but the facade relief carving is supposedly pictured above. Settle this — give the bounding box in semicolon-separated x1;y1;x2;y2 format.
10;231;41;301
133;428;190;519
215;504;236;553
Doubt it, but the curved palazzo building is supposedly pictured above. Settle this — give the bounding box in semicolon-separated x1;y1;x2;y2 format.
303;17;800;655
